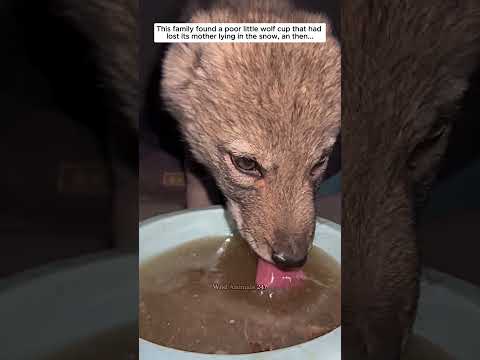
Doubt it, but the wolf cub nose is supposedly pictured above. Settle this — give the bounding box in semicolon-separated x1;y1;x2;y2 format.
272;252;307;269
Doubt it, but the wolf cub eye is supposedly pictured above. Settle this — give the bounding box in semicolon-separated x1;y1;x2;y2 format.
230;154;261;176
311;156;328;179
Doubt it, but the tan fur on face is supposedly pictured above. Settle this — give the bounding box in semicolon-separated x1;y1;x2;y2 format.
162;0;340;262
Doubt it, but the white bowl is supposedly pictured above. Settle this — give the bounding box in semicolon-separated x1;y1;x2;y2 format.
139;206;342;360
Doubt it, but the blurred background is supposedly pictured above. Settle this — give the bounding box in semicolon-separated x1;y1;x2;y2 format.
417;65;480;287
1;0;117;277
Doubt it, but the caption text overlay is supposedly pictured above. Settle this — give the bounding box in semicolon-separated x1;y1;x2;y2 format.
154;23;326;43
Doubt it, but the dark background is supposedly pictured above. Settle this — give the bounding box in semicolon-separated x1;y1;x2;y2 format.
1;0;116;277
417;65;480;286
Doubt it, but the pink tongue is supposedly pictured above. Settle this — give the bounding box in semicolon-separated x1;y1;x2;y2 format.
255;258;305;289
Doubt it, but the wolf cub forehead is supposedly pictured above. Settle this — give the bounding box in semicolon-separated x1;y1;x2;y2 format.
161;5;340;149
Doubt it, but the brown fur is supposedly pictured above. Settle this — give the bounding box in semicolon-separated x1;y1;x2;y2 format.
55;0;139;249
162;0;341;263
342;1;480;358
57;0;138;132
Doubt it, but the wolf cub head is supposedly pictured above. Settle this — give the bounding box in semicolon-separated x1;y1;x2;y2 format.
162;3;340;267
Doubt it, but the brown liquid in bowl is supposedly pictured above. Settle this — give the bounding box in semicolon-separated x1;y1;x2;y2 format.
139;235;341;354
